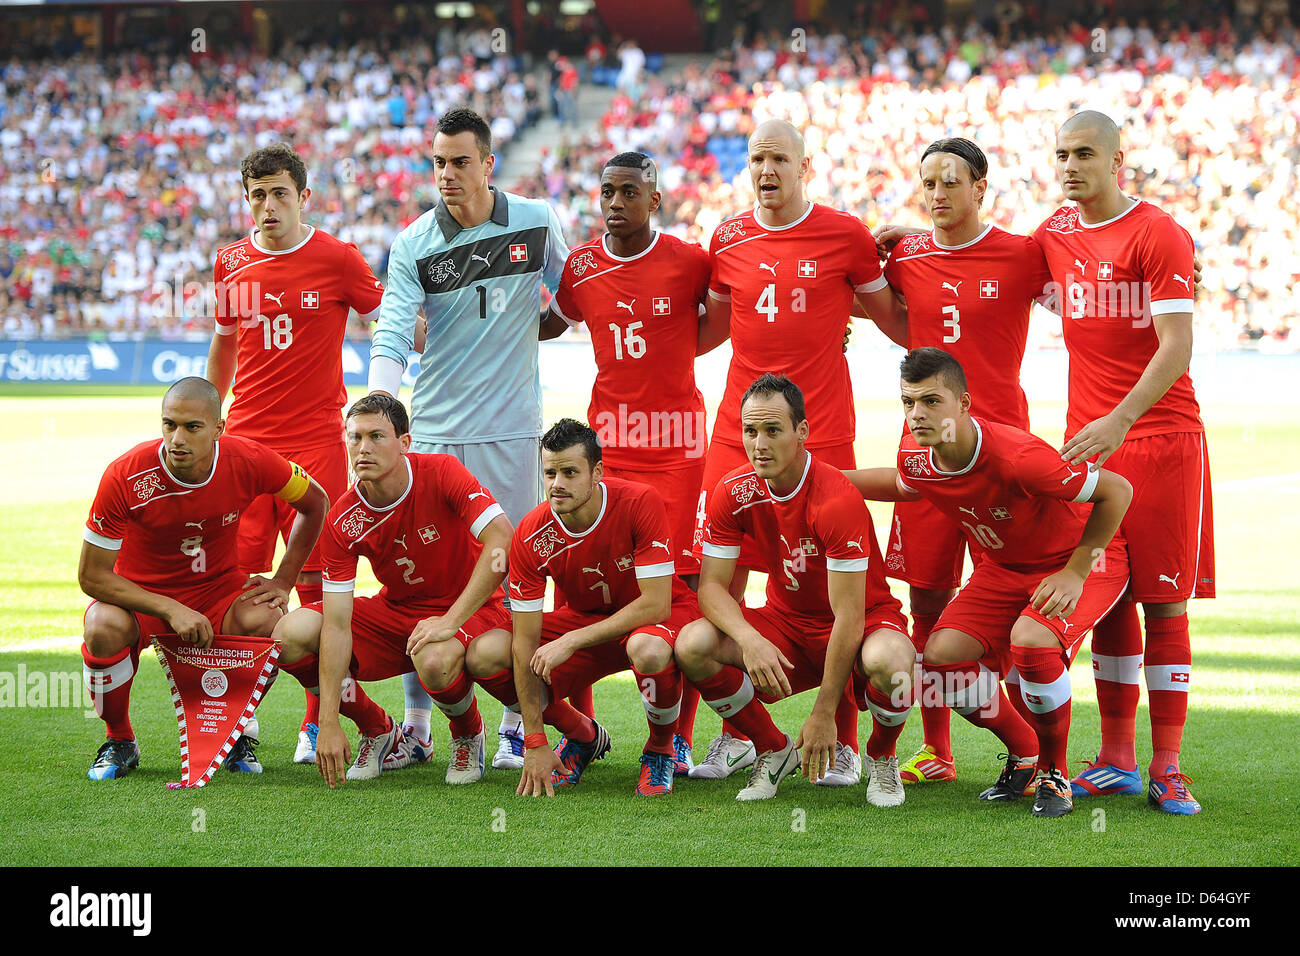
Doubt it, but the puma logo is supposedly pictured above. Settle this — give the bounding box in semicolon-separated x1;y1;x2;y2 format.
1158;572;1182;588
264;291;283;306
1073;259;1088;275
91;513;105;530
468;492;489;501
651;540;671;553
509;581;524;595
394;535;407;550
582;563;603;576
185;520;206;530
471;253;491;266
846;538;863;551
941;281;962;295
616;300;636;314
758;261;779;276
959;506;979;519
1061;468;1080;484
1172;273;1190;291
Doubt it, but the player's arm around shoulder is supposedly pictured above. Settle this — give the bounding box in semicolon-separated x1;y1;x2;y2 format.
315;588;355;788
843;467;921;502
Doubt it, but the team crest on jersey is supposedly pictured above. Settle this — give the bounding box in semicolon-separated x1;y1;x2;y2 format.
1045;207;1080;233
990;507;1012;520
902;453;930;477
616;553;634;571
418;524;440;544
427;258;461;285
730;475;763;505
899;234;930;256
799;537;818;556
220;245;249;272
570;251;598;277
340;509;376;539
716;219;746;244
222;511;239;526
531;525;564;559
132;471;166;503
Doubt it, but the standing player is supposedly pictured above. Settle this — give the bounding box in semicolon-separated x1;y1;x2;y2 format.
680;374;915;804
1034;111;1213;814
207;143;385;765
875;138;1052;786
369;108;569;771
848;349;1133;817
78;378;328;779
692;118;908;785
540;151;722;776
472;419;697;797
270;395;515;787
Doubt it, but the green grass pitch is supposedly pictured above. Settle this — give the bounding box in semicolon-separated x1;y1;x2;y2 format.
0;382;1297;866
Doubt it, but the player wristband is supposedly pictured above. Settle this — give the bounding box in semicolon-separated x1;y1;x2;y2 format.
524;732;549;751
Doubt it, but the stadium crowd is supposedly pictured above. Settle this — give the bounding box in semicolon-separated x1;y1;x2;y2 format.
2;12;1297;349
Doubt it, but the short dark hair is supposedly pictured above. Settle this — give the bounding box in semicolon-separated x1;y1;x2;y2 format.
436;107;493;160
346;393;410;437
602;151;657;189
740;373;807;428
164;376;221;420
920;137;988;181
241;143;308;194
900;347;969;396
541;418;602;466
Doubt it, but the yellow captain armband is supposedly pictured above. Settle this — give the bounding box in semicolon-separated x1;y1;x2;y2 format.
274;462;312;503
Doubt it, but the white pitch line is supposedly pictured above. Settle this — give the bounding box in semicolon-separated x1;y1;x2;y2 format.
2;635;91;654
1216;471;1300;490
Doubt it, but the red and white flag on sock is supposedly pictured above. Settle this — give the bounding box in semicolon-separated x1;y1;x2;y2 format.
151;634;280;788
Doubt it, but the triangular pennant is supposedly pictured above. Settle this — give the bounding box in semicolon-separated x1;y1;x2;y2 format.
151;634;280;788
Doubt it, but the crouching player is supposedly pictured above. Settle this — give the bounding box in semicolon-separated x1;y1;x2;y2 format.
678;374;915;804
848;348;1133;816
79;377;329;779
272;394;515;787
475;419;696;797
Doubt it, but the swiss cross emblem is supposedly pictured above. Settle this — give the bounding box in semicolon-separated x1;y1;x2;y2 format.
509;243;528;262
301;290;319;309
979;280;999;298
1172;671;1190;683
418;524;440;544
1025;694;1043;706
1097;262;1113;280
797;259;817;278
616;554;634;571
799;537;818;556
990;507;1011;520
223;511;239;526
653;297;671;315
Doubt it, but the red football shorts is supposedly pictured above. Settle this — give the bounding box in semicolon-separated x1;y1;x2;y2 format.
739;601;910;707
603;459;706;576
1102;431;1214;602
933;541;1130;673
695;441;856;571
238;440;349;575
304;596;510;682
84;570;248;653
538;601;696;701
885;496;970;590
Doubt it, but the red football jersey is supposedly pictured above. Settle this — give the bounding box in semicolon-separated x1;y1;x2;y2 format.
1032;201;1202;440
212;227;384;450
552;233;711;469
884;225;1049;429
508;477;688;615
320;453;506;612
701;454;899;626
84;436;296;596
708;204;886;449
895;419;1101;574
